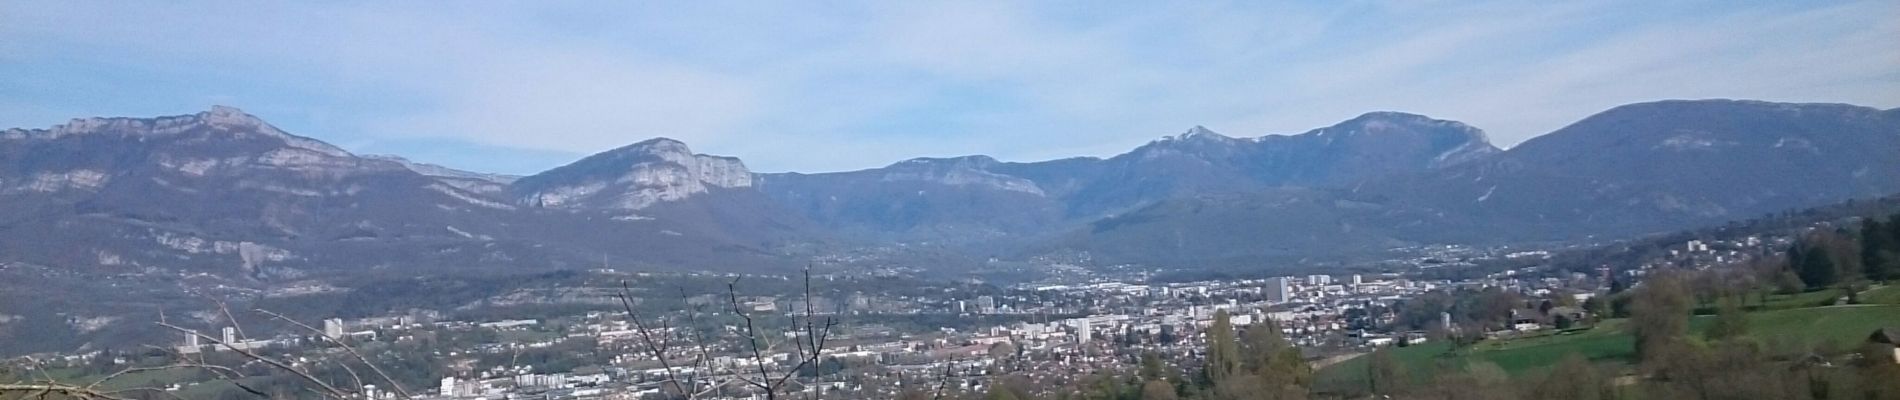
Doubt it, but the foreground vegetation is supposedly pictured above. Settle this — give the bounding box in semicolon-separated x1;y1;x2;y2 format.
1301;213;1900;399
1314;302;1900;388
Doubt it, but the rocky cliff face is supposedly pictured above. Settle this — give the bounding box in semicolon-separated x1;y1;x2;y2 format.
0;106;410;201
510;138;754;210
0;107;806;280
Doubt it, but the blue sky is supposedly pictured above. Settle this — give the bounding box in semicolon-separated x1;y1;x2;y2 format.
4;1;1896;174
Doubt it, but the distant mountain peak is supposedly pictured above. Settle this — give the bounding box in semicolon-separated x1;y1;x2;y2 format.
202;104;251;118
612;137;694;156
1349;110;1433;120
1;106;355;159
895;155;1000;168
879;154;1043;195
629;136;688;147
1158;125;1234;143
1307;111;1496;161
185;105;276;133
511;137;754;210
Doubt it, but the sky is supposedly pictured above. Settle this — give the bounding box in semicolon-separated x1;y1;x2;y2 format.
3;1;1897;175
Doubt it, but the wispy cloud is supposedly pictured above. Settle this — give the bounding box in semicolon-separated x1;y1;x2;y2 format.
2;1;1895;173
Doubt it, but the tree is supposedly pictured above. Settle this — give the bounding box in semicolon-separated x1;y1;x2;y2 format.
1139;380;1179;400
1139;351;1165;383
1862;218;1897;282
1582;296;1608;321
1799;243;1839;289
1774;268;1806;295
1231;317;1310;399
613;269;840;400
1553;314;1575;330
1630;272;1691;364
988;342;1016;361
1239;318;1309;387
1366;347;1405;396
1459;287;1520;330
1209;374;1283;400
1532;353;1605;400
1705;296;1748;341
1202;310;1241;386
1077;373;1135;400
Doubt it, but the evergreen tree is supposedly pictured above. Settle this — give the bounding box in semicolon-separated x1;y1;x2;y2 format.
1786;243;1806;284
1862;218;1896;282
1891;213;1900;244
1799;242;1838;289
1202;310;1241;386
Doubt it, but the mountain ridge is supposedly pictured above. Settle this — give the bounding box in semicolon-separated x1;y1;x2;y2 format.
2;98;1895;271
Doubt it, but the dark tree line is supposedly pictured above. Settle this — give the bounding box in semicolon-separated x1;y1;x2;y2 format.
1784;212;1900;291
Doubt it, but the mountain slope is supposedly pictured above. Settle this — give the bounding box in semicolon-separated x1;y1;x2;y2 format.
1049;189;1482;266
364;154;519;196
508;138;818;245
1378;99;1900;239
0;107;799;278
758;156;1073;241
759;113;1501;243
1;99;1893;274
510;138;753;210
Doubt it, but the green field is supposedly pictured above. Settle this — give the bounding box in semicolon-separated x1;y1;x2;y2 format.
1314;303;1900;392
1862;284;1900;304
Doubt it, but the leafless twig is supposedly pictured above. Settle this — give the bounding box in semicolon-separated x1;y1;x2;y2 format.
724;268;839;400
257;309;411;399
618;280;689;399
932;359;956;400
155;318;351;399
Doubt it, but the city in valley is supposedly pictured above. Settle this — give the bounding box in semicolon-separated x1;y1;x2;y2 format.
13;208;1900;399
3;2;1898;400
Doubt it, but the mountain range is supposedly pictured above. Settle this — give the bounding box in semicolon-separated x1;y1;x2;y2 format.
1;99;1896;276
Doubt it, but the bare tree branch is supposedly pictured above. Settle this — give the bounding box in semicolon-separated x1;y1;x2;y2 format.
0;383;131;400
932;359;956;400
617;280;694;399
728;277;778;398
256;309;411;399
155;321;350;398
